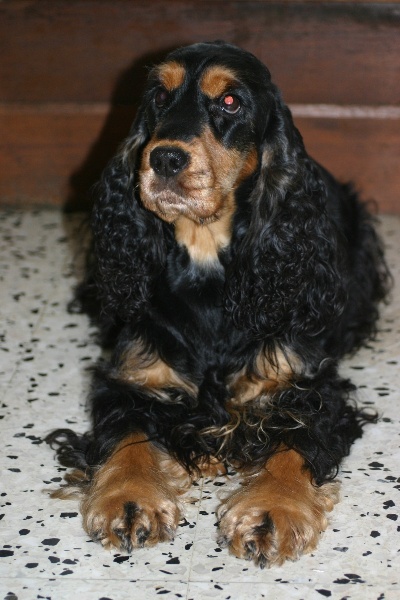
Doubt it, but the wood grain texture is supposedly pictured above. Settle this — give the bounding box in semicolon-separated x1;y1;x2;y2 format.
0;104;135;208
0;1;398;210
0;104;398;212
296;115;400;214
1;0;398;105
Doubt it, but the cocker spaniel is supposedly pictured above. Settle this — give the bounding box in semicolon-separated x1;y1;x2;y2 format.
47;42;390;567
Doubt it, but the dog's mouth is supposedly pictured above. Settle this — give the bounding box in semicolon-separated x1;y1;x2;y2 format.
139;165;220;224
138;129;258;225
139;144;223;224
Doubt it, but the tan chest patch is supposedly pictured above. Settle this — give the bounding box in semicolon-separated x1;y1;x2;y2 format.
174;195;235;264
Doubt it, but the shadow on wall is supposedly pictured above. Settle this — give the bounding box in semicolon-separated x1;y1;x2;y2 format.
64;45;182;212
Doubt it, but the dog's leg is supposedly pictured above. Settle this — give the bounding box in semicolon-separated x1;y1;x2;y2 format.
217;448;339;567
81;433;189;552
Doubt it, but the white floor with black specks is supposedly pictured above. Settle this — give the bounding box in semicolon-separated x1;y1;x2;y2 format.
0;209;399;600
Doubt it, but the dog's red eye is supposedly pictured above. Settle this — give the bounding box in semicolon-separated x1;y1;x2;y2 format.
155;88;169;108
221;94;241;114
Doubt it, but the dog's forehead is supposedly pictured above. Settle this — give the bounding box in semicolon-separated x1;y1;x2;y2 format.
154;43;269;95
157;60;238;98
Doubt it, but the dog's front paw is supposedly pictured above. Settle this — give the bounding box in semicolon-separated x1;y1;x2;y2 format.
217;492;332;567
82;481;181;553
217;451;339;567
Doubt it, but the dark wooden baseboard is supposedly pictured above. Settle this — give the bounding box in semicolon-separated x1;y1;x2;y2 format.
0;1;398;212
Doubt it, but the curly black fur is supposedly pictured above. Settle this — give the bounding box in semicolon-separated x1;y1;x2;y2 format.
47;42;390;489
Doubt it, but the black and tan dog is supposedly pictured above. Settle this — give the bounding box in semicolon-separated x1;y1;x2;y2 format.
47;42;390;567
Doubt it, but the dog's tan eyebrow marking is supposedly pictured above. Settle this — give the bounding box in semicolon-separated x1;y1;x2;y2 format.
200;65;239;98
156;61;186;91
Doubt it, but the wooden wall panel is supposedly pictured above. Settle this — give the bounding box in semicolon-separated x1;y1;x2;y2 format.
296;115;400;214
1;104;398;212
1;0;398;105
0;105;135;207
0;1;399;211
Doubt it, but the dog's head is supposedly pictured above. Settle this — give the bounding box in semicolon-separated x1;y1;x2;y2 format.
136;42;276;225
94;42;347;343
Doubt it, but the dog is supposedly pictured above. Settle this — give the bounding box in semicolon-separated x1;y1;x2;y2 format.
47;41;390;568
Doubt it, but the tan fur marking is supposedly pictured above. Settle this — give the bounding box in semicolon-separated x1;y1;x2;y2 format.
218;449;340;566
159;453;226;481
139;127;258;261
156;61;186;91
174;192;235;263
50;468;90;500
236;148;258;185
229;349;300;405
173;148;258;263
81;433;185;551
196;456;227;478
118;341;197;398
200;65;238;98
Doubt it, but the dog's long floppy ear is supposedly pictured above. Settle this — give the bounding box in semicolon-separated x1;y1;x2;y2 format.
91;105;168;322
226;88;347;346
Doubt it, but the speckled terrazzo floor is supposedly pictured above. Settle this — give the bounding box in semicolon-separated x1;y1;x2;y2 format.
0;209;399;600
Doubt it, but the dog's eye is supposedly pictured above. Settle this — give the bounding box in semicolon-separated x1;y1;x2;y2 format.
221;94;241;114
155;88;169;108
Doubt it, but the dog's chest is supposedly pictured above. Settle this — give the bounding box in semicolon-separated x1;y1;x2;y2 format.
153;246;245;360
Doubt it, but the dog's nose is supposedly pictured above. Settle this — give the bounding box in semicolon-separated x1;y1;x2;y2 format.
149;146;189;179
